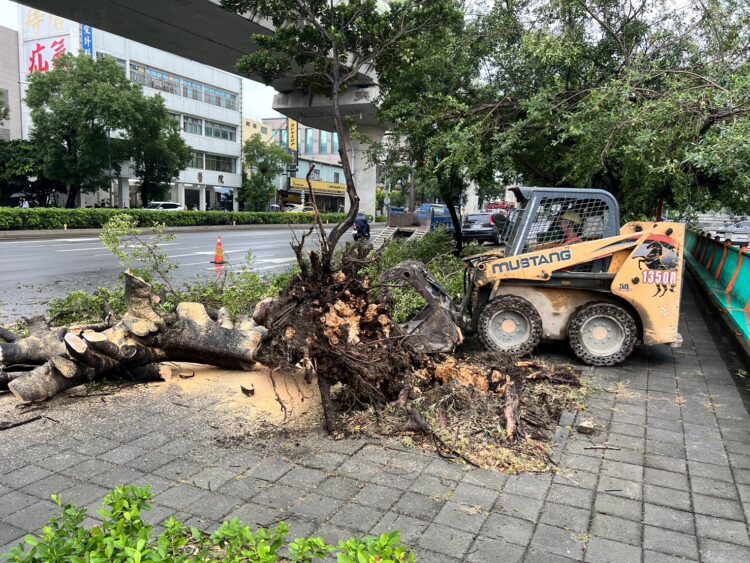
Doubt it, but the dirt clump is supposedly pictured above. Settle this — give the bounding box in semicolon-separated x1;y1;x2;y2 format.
337;351;588;473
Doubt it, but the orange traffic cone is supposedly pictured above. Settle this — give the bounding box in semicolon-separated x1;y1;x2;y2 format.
211;235;227;264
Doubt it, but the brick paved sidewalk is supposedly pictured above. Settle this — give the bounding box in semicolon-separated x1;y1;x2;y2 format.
2;279;750;562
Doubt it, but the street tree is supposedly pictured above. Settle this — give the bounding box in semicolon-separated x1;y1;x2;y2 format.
472;0;750;217
375;4;484;249
25;53;137;208
241;132;293;211
221;0;459;271
122;95;192;205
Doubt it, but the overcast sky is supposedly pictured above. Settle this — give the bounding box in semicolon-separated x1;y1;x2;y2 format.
0;0;280;120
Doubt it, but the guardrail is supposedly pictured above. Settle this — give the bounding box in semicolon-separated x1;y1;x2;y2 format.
686;231;750;347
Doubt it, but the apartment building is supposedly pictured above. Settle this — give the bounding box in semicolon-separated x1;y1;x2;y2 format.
262;117;346;211
18;6;242;210
0;25;22;140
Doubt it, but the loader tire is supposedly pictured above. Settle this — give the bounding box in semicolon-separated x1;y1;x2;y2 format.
568;303;637;366
478;295;542;357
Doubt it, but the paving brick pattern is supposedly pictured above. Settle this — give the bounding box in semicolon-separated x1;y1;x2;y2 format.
1;282;750;561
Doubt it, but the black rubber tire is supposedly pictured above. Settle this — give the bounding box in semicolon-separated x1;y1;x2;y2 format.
478;295;543;357
568;302;638;366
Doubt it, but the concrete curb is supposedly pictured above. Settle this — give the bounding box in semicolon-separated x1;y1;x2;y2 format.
0;223;346;241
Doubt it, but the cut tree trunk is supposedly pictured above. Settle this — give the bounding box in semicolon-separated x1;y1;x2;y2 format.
3;272;268;403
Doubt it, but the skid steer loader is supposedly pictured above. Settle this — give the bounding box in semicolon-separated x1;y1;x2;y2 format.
386;187;685;366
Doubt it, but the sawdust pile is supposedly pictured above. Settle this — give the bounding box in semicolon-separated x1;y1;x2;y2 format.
338;352;588;473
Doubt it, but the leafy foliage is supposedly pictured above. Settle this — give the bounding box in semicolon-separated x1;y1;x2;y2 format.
241;133;293;211
0;208;346;230
101;214;179;297
3;485;415;562
24;53;192;208
47;288;126;326
221;0;460;271
121;95;192;206
365;230;478;323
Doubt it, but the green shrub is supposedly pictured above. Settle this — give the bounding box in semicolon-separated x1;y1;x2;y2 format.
365;230;481;323
47;288;127;325
0;208;346;230
3;485;415;562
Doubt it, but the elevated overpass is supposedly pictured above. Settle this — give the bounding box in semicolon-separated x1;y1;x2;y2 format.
17;0;383;213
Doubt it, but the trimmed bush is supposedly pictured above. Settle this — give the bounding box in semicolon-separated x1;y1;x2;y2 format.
0;208;347;230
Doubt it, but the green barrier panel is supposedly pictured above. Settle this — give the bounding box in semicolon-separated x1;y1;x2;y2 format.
686;231;750;345
732;253;750;307
719;246;740;288
707;241;726;278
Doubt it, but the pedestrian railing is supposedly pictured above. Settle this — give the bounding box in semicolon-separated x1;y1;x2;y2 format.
685;231;750;345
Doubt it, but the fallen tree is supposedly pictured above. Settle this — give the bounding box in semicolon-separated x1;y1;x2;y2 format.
3;273;267;403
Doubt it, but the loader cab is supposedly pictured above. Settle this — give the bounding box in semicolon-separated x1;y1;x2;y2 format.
502;187;620;271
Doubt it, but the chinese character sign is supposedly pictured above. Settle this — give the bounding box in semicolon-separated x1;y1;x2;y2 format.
21;7;69;39
81;25;94;57
24;36;69;76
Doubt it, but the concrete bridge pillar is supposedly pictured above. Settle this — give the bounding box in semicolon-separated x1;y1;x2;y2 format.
345;124;385;217
118;178;130;208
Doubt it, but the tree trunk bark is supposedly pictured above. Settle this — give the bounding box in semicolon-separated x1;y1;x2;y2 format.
65;185;80;208
4;273;268;403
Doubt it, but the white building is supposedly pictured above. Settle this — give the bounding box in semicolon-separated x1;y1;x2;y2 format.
17;6;242;210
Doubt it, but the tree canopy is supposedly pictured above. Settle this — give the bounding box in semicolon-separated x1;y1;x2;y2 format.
25;53;191;208
222;0;461;268
375;0;750;219
241;132;293;211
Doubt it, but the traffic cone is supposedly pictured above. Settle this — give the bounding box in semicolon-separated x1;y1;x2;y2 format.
211;235;227;264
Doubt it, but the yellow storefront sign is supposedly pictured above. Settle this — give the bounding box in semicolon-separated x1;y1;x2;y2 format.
289;177;346;195
287;119;298;152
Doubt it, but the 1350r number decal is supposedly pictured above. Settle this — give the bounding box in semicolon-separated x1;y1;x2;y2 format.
642;270;677;285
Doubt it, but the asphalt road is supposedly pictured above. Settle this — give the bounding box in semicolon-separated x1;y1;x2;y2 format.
0;226;383;324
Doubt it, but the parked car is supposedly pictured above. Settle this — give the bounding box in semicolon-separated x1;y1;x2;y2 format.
416;203;449;225
462;213;498;243
143;202;184;211
284;204;316;213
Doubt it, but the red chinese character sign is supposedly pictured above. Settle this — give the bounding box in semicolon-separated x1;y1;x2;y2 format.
28;43;49;74
23;35;69;76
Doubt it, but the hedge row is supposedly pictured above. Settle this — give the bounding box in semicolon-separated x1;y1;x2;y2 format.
0;208;347;230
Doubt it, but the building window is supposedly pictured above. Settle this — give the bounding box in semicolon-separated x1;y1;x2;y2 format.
204;86;238;110
0;88;7;112
205;120;236;142
312;168;321;180
332;133;339;153
183;116;202;135
182;79;202;101
334;172;340;184
305;129;314;154
281;129;288;148
189;151;204;169
144;67;180;95
319;131;328;154
205;154;236;174
261;126;267;134
129;62;238;110
168;112;181;127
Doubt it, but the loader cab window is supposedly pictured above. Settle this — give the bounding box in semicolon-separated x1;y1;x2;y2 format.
522;197;610;252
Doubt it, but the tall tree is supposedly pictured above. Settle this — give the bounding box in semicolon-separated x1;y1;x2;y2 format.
472;0;750;217
122;96;192;205
241;132;293;211
25;53;136;208
221;0;459;272
375;4;483;249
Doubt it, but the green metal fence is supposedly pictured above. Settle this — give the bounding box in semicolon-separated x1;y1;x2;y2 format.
686;231;750;345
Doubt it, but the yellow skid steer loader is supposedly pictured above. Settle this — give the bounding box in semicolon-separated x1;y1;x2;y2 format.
387;187;685;366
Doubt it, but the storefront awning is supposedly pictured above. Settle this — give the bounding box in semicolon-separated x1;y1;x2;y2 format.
289;178;346;196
